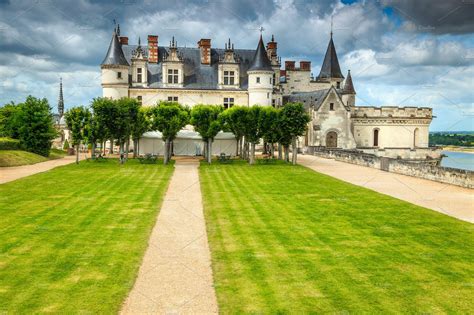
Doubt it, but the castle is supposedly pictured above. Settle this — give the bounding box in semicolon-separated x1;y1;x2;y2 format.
101;25;440;160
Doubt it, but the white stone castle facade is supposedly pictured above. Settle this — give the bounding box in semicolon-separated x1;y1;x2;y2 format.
101;25;440;160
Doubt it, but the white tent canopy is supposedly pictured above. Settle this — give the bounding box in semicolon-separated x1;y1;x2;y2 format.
139;131;237;156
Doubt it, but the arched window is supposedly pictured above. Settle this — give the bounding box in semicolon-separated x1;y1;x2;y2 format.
414;128;420;148
373;129;379;147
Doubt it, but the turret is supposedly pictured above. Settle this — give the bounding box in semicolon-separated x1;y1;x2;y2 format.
342;70;356;107
316;33;344;89
101;27;129;99
247;35;273;106
131;37;148;88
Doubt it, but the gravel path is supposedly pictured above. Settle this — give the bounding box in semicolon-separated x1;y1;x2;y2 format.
121;159;218;314
0;155;79;184
298;155;473;223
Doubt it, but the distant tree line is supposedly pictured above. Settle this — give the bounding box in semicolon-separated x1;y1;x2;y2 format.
0;96;57;156
65;98;310;165
429;133;474;147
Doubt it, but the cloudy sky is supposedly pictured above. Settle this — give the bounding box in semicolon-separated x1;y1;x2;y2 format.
0;0;472;131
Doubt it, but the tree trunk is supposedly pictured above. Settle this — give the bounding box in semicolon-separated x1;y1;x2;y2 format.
249;142;256;165
109;138;114;155
263;141;267;155
164;139;169;165
284;145;289;162
208;140;212;164
270;143;275;158
133;138;138;158
239;137;244;158
75;144;79;164
125;139;130;161
278;143;282;160
235;138;239;156
120;141;125;164
91;142;96;159
292;136;297;165
168;140;173;161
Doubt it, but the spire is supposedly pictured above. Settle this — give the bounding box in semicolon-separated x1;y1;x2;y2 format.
101;29;129;66
116;23;120;36
342;70;356;94
138;36;141;47
317;34;344;81
58;78;64;117
248;35;273;71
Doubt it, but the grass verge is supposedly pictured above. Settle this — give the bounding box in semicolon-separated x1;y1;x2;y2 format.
200;162;474;313
0;149;67;167
0;159;173;313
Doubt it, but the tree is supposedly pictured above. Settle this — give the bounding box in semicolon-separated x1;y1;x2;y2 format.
16;96;57;157
279;103;311;165
149;101;189;164
0;102;21;138
243;106;263;165
63;138;69;150
65;106;90;164
131;107;150;158
116;98;140;162
91;97;114;155
259;106;280;158
191;105;223;164
219;106;248;157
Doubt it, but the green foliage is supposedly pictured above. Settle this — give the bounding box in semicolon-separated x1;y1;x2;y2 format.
149;101;189;141
62;138;69;150
190;105;223;141
279;102;310;144
243;106;263;144
115;98;141;145
219;106;248;140
429;133;474;147
91;97;115;142
259;106;280;145
0;137;21;150
16;96;57;157
0;102;21;138
65;106;90;147
132;107;150;140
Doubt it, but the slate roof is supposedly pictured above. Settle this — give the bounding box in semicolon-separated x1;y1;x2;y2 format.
248;35;273;71
316;35;344;81
102;31;129;66
287;87;349;111
121;44;257;89
342;70;356;94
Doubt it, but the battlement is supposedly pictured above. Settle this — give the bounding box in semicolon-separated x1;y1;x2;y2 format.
352;106;433;118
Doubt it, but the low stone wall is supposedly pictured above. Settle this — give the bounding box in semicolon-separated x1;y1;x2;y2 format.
311;148;473;189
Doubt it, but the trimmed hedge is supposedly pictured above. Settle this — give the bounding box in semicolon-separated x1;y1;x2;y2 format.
0;137;21;150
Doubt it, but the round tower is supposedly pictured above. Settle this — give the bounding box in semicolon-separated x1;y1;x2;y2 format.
101;28;130;99
247;35;273;106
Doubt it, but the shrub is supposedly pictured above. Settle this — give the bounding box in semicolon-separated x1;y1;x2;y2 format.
0;137;21;150
63;139;69;150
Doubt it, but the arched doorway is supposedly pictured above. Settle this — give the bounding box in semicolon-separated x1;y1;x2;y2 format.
413;128;420;147
373;129;379;147
326;131;338;148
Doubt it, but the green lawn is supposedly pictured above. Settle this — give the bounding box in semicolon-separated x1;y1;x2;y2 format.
0;159;173;313
0;149;66;167
200;161;474;313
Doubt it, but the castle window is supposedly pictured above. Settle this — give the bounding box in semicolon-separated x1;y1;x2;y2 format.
336;82;340;89
272;99;276;107
137;96;142;105
273;73;276;85
223;97;234;109
267;92;270;99
329;103;334;111
137;68;142;83
224;71;235;85
270;77;272;84
117;72;122;79
168;96;178;102
373;129;379;147
168;69;179;84
256;77;260;83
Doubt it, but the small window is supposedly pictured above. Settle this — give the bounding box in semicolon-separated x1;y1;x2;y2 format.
168;96;178;102
336;82;340;89
329;103;334;111
117;72;122;79
223;97;234;109
167;69;179;84
267;92;270;99
272;99;276;107
224;71;235;85
256;77;260;83
273;73;276;85
270;77;272;84
137;96;142;105
137;68;142;83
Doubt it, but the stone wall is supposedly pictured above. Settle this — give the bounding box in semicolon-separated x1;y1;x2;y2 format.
310;147;473;188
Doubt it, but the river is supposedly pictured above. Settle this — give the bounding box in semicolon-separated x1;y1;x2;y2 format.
441;151;474;171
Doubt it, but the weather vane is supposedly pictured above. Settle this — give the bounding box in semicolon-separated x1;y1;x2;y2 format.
259;26;265;34
330;15;333;37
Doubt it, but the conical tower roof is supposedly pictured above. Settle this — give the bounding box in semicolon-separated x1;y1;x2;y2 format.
317;35;344;80
58;78;64;116
248;35;273;71
342;70;356;94
101;30;129;66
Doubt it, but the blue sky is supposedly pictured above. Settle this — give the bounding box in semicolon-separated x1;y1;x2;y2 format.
0;0;472;131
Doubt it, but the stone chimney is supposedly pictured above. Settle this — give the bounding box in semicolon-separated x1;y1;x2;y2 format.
266;35;277;59
285;61;295;71
198;38;211;65
119;36;128;45
300;61;311;71
148;35;158;63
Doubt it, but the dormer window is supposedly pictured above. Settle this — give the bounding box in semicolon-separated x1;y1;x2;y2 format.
224;71;235;85
117;72;122;79
137;68;142;83
256;77;260;83
168;69;179;84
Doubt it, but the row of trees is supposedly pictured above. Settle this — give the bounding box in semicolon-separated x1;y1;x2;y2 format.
0;96;57;156
65;98;310;165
